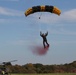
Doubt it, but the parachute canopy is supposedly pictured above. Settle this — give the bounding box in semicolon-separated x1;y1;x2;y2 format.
25;5;61;16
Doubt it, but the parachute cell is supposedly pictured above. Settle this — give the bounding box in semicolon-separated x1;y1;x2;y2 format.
25;5;61;16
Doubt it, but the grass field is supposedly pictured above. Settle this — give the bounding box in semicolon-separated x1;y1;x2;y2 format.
12;73;76;75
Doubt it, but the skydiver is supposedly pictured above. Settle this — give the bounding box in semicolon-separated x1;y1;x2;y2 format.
40;31;49;48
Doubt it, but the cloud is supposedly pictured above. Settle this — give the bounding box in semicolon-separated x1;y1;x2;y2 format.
0;19;5;23
30;9;76;24
7;39;34;46
10;40;26;45
0;7;23;16
60;9;76;23
52;40;76;47
48;28;76;35
3;40;26;46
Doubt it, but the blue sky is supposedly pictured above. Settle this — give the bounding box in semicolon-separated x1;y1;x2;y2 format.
0;0;76;65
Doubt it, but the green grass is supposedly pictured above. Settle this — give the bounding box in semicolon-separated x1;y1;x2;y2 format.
12;73;76;75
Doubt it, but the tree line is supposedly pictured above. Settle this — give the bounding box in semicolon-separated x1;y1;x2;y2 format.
0;61;76;74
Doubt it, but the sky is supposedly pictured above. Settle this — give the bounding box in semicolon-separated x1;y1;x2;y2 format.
0;0;76;65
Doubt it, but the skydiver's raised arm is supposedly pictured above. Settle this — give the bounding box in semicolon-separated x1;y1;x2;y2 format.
45;31;48;36
40;31;42;36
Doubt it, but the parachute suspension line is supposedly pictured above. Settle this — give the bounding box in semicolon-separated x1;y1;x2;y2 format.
38;13;42;33
39;13;42;19
38;15;48;33
39;24;42;32
40;26;48;34
38;22;40;32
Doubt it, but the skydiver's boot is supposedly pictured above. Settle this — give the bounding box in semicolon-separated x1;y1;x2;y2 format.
47;43;49;47
46;41;49;47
